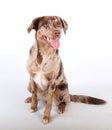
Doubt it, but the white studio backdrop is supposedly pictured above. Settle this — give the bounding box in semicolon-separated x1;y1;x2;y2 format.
0;1;112;130
0;0;112;87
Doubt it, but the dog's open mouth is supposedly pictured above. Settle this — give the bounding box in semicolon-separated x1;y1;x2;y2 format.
42;35;60;49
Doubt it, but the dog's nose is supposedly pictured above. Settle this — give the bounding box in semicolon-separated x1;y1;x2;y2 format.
53;30;61;37
54;30;61;35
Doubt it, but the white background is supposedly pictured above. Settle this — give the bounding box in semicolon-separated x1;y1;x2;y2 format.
0;0;112;130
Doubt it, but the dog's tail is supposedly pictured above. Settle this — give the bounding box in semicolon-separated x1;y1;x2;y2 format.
70;94;106;105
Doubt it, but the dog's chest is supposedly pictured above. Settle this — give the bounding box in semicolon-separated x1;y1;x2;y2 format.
34;72;48;90
33;54;60;90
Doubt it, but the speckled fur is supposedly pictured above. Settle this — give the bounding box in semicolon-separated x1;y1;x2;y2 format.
25;16;106;124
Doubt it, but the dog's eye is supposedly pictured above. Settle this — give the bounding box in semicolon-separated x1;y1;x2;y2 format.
40;27;45;32
57;23;63;28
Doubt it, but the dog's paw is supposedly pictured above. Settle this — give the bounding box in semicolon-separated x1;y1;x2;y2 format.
58;105;65;114
25;97;32;103
42;116;50;124
58;109;65;114
30;106;38;113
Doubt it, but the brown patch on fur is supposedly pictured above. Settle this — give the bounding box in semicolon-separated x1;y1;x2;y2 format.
58;102;66;114
56;50;59;55
37;51;43;64
51;83;56;90
27;17;42;33
59;95;63;101
45;72;53;81
30;48;32;55
30;81;38;112
87;96;106;105
56;83;68;91
56;62;62;79
29;45;36;55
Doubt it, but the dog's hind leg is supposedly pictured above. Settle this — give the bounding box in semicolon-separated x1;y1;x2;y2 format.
25;82;32;103
25;97;32;103
58;102;66;114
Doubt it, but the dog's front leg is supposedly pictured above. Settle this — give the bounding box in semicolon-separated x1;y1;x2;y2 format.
43;84;55;124
30;80;38;112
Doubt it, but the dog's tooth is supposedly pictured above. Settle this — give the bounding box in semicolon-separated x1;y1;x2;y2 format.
47;37;49;41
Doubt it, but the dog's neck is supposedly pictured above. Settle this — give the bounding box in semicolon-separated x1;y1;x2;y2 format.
36;40;58;56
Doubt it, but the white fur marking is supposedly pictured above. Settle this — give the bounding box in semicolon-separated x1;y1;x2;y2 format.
34;72;48;90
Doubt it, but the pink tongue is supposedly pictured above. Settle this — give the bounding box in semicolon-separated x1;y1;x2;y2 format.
49;39;60;49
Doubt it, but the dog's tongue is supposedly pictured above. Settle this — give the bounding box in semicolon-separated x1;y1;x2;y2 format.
49;38;60;49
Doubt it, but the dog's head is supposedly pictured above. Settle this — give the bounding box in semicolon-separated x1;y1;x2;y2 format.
27;16;68;49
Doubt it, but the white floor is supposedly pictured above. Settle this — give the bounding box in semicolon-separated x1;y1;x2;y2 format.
0;54;112;130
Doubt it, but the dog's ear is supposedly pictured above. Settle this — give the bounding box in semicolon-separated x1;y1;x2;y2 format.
27;17;42;33
60;17;68;34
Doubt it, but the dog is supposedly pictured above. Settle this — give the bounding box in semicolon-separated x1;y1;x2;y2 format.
25;16;106;124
